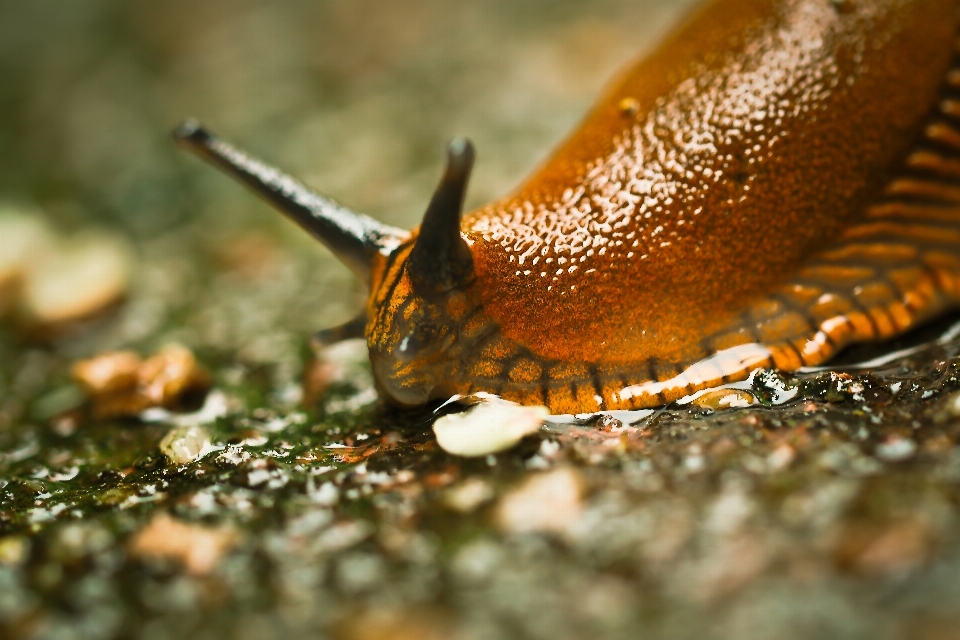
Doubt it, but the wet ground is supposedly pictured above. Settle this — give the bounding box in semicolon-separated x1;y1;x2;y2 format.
3;1;960;638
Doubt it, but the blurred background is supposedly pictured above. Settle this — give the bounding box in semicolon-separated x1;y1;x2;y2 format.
0;0;694;237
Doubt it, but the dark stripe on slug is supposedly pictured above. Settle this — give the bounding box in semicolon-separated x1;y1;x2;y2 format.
907;150;960;180
734;312;765;345
925;122;960;151
645;359;667;404
455;305;497;345
373;241;414;306
878;270;909;300
790;296;839;349
374;259;407;311
842;221;960;245
538;382;550;407
698;332;719;359
903;288;930;315
845;296;881;338
948;69;960;89
818;314;855;346
818;241;918;264
371;278;404;332
765;353;776;370
870;305;899;337
457;304;486;329
815;256;908;274
876;273;920;321
771;291;817;324
470;326;508;363
471;326;504;356
885;178;960;203
589;365;605;406
783;341;807;368
380;239;412;278
941;99;960;120
919;261;950;295
817;326;838;351
394;297;415;324
496;354;522;383
538;363;553;407
867;201;960;224
568;381;581;406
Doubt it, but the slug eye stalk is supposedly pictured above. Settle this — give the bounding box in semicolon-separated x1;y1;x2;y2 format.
407;138;476;295
172;120;406;284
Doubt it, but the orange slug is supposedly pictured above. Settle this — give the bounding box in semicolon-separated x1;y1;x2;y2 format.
175;0;960;414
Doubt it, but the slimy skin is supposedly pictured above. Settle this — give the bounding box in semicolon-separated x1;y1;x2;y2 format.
177;0;960;414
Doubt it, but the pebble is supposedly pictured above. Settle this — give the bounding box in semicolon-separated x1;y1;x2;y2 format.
767;444;796;471
137;344;210;407
23;232;133;327
683;445;707;474
216;444;251;467
0;209;53;314
938;390;960;421
875;437;917;463
309;481;340;507
495;468;583;535
451;539;503;584
433;401;548;457
443;478;495;513
159;426;219;465
0;536;28;566
835;518;933;578
301;357;340;407
335;608;455;640
335;553;385;594
692;389;757;411
312;521;372;554
49;523;112;562
705;488;755;535
855;520;932;577
128;513;237;575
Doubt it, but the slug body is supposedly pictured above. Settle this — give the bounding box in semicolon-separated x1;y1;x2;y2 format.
177;0;960;414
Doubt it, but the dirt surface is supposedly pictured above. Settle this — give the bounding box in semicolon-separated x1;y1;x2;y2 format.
2;1;960;639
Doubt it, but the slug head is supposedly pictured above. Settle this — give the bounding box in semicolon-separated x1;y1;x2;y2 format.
172;122;481;407
367;139;481;406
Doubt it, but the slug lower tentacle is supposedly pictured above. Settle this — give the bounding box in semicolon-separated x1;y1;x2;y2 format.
176;0;960;414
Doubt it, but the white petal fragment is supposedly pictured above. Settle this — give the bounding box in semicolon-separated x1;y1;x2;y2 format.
159;425;220;465
433;401;549;457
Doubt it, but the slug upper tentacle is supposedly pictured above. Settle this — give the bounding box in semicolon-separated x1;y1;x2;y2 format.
406;138;476;295
176;0;960;414
172;120;406;283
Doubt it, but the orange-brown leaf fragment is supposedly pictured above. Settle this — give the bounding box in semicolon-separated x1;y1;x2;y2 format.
72;351;141;396
72;344;210;419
